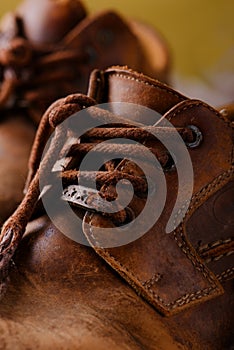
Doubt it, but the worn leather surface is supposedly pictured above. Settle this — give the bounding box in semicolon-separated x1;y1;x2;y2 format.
88;67;183;113
58;10;170;94
0;115;35;225
17;0;87;44
0;215;232;350
2;217;182;350
0;0;170;222
0;67;233;349
85;67;234;316
0;0;85;223
0;0;170;120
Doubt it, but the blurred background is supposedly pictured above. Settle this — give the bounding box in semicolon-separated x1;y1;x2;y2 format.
1;0;233;105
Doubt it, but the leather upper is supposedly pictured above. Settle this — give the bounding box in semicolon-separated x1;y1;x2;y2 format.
82;66;234;315
0;67;233;349
0;0;170;123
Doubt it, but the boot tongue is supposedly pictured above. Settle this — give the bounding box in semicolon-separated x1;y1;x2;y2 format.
88;66;187;117
17;0;87;44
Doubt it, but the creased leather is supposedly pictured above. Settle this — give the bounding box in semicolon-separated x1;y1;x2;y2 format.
84;67;234;316
0;67;233;349
0;0;171;223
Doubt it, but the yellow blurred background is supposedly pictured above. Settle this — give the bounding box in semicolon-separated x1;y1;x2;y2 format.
1;0;233;104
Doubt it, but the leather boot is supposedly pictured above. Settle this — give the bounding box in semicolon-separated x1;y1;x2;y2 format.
0;0;170;122
0;67;232;349
0;0;170;223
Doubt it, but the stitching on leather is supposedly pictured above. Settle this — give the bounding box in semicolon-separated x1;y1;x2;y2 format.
84;89;233;311
107;73;185;101
174;226;218;285
87;223;168;306
166;100;234;167
171;170;233;290
205;250;234;264
168;169;234;306
86;174;233;312
85;171;232;310
216;267;234;282
142;273;162;288
108;72;233;127
198;238;233;253
188;167;234;215
150;286;215;309
172;168;234;232
100;246;220;309
87;223;219;310
166;100;231;125
88;214;102;247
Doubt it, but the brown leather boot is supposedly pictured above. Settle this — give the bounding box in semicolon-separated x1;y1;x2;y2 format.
0;0;86;224
0;0;170;122
0;67;232;349
0;0;170;223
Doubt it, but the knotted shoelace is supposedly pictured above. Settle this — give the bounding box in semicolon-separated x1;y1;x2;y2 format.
0;92;196;295
0;14;86;123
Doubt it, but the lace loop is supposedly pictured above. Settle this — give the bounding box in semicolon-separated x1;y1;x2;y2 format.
0;16;87;121
0;93;199;296
0;37;32;67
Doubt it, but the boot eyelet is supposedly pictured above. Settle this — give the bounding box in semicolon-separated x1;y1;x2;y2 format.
186;125;203;149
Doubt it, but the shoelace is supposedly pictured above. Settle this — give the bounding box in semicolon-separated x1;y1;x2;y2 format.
0;93;197;294
0;14;86;123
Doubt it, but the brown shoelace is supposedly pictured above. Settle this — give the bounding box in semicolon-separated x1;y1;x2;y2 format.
0;93;196;295
0;14;86;123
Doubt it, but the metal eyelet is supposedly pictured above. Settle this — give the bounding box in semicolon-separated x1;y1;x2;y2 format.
186;125;203;149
